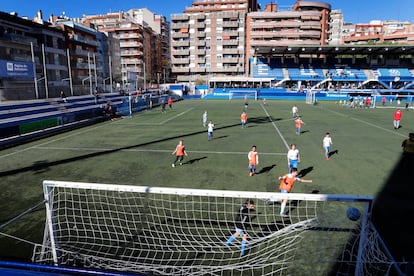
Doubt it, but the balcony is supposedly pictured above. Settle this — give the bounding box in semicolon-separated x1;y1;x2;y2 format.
222;57;240;63
123;58;143;65
122;33;143;40
71;34;98;47
121;50;144;56
222;31;240;36
222;39;240;45
172;67;190;73
172;23;190;29
221;48;239;54
172;32;189;39
172;41;190;47
222;21;239;28
171;14;190;21
172;57;190;64
120;42;144;48
190;67;206;73
173;49;190;55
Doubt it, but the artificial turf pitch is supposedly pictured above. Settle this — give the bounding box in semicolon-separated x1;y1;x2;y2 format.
0;99;413;265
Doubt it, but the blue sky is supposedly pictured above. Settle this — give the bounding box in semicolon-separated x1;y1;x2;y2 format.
1;0;413;24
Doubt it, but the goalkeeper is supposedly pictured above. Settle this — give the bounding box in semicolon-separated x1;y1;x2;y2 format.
225;199;256;256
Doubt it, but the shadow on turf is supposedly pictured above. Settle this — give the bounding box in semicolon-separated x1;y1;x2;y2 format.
0;122;245;177
328;149;339;158
370;154;414;273
257;164;276;174
183;156;207;165
211;135;227;140
297;166;313;178
249;116;282;124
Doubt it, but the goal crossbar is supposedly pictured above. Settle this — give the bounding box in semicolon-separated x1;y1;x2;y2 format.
42;180;373;202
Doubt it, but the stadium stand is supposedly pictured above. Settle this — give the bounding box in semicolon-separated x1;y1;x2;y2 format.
251;58;285;79
0;94;123;149
376;68;414;82
0;92;182;149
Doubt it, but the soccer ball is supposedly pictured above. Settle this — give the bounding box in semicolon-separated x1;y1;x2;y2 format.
346;207;361;221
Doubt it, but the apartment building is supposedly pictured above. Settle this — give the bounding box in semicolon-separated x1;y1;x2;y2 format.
246;1;331;68
83;9;169;90
328;9;344;45
343;20;414;45
52;18;102;95
0;10;67;100
170;0;258;83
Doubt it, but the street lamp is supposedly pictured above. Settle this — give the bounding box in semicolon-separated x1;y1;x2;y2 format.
62;78;73;96
103;77;111;92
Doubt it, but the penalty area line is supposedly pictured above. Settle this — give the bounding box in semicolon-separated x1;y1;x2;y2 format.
160;108;195;125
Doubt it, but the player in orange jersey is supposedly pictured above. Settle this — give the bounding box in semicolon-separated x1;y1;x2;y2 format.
247;145;259;176
294;116;305;135
172;139;188;167
168;97;173;109
241;111;247;128
277;168;312;216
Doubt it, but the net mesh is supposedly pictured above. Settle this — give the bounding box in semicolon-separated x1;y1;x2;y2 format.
33;181;400;276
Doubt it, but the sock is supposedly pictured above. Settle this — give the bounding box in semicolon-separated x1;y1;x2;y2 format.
241;240;247;255
225;235;236;245
281;202;286;214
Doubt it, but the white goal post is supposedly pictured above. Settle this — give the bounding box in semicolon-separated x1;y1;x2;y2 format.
229;90;258;101
33;180;401;276
306;90;316;104
372;94;413;108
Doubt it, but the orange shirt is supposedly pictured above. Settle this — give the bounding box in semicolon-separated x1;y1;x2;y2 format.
279;173;298;192
241;112;247;122
168;98;173;105
175;145;185;156
248;150;258;165
295;118;303;128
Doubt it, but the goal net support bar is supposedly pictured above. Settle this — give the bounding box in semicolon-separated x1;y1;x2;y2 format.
34;180;401;276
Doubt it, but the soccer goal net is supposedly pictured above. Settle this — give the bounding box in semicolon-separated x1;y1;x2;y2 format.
229;89;258;101
33;180;401;276
372;94;413;108
306;90;316;104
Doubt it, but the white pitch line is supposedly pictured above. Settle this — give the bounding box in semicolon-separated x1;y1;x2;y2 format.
160;107;195;124
316;105;407;138
260;103;290;150
114;107;195;126
33;146;287;156
350;117;407;137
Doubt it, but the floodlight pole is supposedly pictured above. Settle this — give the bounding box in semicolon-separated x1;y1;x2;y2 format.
66;49;73;96
42;44;49;99
31;42;39;99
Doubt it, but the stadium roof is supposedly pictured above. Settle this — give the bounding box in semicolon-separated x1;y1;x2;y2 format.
254;45;414;56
